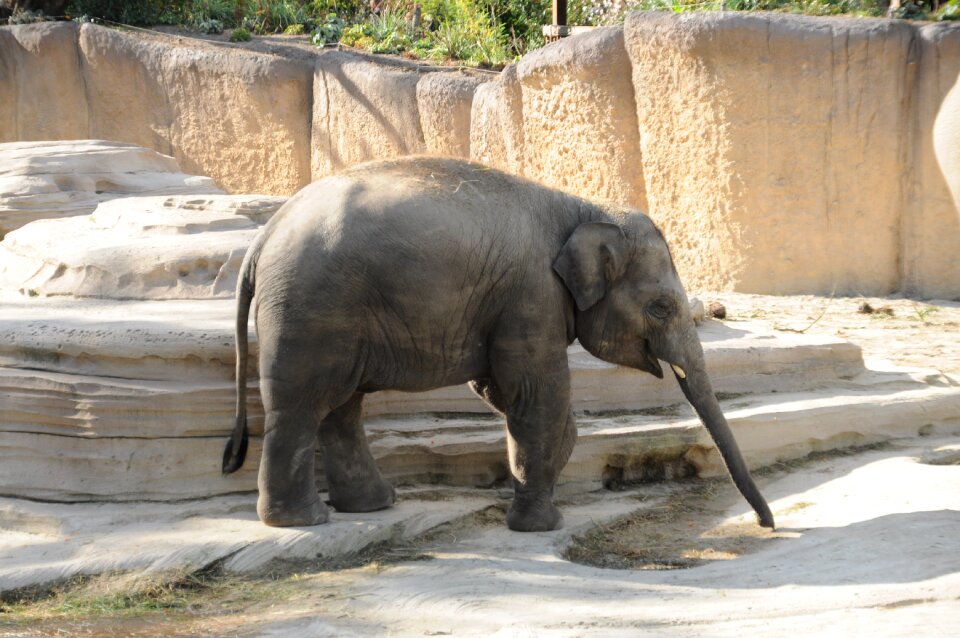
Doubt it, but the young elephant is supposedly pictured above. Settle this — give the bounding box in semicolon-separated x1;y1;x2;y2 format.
222;157;774;532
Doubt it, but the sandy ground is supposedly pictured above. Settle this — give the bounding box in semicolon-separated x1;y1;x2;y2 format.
11;437;956;638
238;439;960;638
706;293;960;373
2;293;959;637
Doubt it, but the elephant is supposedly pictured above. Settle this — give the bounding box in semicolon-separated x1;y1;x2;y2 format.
221;156;775;533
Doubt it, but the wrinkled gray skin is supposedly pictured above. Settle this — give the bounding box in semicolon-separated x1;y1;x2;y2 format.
223;157;774;533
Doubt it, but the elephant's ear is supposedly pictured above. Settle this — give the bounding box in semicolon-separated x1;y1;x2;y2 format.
553;222;628;311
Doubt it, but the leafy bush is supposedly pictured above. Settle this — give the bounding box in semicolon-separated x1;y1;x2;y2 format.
341;10;416;53
243;0;315;33
66;0;185;25
938;0;959;19
8;9;47;23
186;0;239;27
479;0;547;55
311;11;346;44
339;0;508;66
230;24;253;39
422;0;509;65
196;17;224;31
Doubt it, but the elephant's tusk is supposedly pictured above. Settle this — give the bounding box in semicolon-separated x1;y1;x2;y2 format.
671;364;686;379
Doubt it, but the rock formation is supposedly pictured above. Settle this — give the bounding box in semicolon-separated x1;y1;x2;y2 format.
0;140;221;237
0;193;285;299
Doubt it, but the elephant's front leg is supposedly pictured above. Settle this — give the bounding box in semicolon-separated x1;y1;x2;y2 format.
489;348;577;532
318;392;396;513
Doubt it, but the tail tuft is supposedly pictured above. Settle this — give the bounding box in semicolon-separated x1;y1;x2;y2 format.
221;421;249;474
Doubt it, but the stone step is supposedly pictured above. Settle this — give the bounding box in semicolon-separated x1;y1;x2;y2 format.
0;492;495;592
2;364;957;503
0;297;864;428
0;296;872;502
369;366;960;494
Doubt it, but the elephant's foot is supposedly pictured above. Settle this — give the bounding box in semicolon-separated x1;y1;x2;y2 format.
257;493;330;527
328;476;396;513
507;494;564;532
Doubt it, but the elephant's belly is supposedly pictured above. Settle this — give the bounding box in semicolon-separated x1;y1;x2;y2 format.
357;338;488;394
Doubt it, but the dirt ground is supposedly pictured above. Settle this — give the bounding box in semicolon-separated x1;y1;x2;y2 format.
2;293;958;637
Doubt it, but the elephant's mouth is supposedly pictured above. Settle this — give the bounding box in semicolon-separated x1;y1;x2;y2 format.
638;339;664;379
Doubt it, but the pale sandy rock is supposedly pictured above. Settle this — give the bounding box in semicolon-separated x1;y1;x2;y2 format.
688;296;705;324
625;13;915;296
0;30;16;142
312;52;425;179
498;64;525;176
467;67;524;174
0;430;260;502
0;22;88;143
0;494;492;591
76;23;174;157
515;27;646;212
468;81;507;167
4;442;959;633
0;194;284;299
904;24;960;299
79;23;313;196
415;72;485;158
0;140;222;236
0;294;876;502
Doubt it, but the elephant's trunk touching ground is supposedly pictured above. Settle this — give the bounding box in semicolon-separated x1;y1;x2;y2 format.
673;364;776;529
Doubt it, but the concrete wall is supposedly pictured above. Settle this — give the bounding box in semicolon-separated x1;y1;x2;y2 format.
1;16;958;298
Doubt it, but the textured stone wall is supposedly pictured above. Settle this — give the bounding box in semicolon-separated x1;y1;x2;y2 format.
515;27;647;212
0;22;88;143
474;15;958;299
312;52;426;178
79;24;314;196
625;13;917;295
1;16;958;297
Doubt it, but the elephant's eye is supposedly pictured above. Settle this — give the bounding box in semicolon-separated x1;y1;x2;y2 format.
647;297;675;320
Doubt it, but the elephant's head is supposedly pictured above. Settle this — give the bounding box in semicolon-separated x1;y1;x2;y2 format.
553;217;775;529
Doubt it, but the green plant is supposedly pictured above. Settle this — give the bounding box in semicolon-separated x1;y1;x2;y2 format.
310;0;363;21
230;24;252;39
284;21;305;33
478;0;546;55
311;11;345;44
196;16;224;31
940;0;960;19
245;0;314;33
413;0;509;65
8;8;47;22
341;10;416;53
187;0;239;27
66;0;186;25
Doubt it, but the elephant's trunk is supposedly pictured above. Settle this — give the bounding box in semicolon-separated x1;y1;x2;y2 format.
674;363;775;529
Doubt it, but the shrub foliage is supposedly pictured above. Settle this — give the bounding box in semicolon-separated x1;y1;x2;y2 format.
52;0;960;67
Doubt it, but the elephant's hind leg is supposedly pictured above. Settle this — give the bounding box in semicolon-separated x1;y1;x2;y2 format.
257;378;330;527
319;392;396;513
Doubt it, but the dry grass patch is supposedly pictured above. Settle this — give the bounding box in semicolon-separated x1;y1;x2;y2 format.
564;479;784;570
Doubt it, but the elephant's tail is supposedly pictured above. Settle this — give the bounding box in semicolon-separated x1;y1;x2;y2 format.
222;234;262;474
